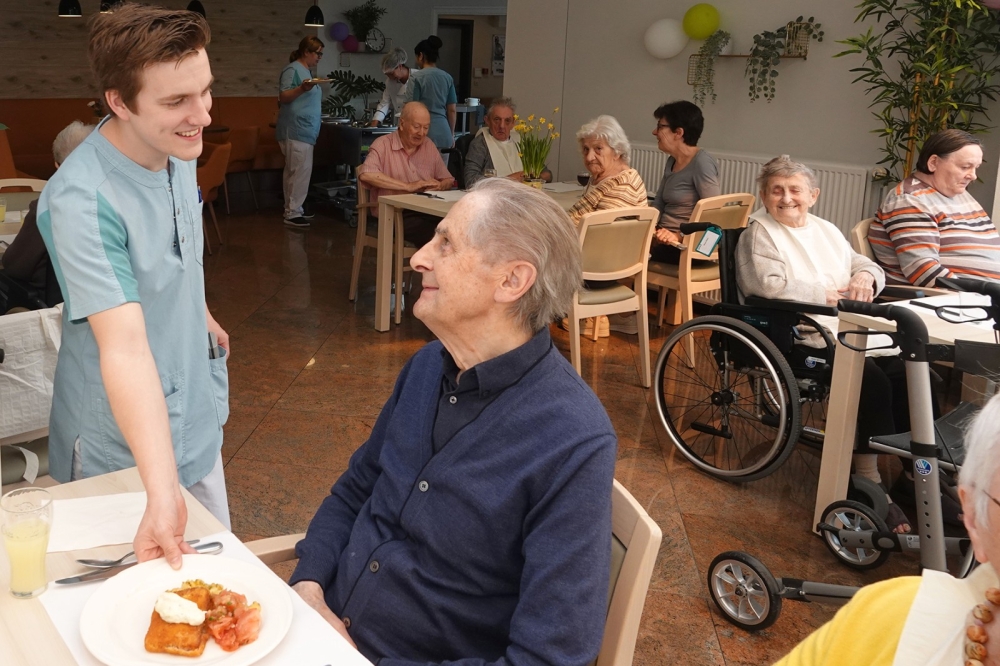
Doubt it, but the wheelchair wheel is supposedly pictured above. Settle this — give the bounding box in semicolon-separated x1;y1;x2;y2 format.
847;474;889;521
655;316;802;482
708;551;782;631
821;500;892;570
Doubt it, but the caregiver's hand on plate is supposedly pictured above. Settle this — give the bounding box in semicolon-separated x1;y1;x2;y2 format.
292;581;357;648
134;488;198;569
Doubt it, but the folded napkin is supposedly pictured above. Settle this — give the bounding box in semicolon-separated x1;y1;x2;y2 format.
48;491;147;553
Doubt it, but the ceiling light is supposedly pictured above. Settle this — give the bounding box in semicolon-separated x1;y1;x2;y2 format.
58;0;82;17
187;1;206;17
304;3;324;27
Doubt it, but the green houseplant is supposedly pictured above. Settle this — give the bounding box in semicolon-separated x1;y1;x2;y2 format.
746;17;823;102
343;0;387;43
836;0;1000;180
322;70;385;120
691;30;731;107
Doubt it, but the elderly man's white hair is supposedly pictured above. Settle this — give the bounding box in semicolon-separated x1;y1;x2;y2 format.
487;97;516;116
462;178;582;332
576;115;631;166
381;47;408;74
960;392;1000;528
52;121;95;165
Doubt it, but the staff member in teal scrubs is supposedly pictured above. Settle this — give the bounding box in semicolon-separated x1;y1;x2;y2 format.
37;4;230;567
277;35;324;229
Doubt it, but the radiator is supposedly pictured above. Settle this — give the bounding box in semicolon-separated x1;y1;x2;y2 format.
631;143;874;237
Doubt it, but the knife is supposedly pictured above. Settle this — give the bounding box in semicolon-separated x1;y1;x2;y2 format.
55;541;225;585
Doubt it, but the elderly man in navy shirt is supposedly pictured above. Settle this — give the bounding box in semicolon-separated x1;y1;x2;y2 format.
290;178;618;665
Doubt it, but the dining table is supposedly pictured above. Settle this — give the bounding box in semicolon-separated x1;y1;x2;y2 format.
372;183;585;331
0;467;373;666
811;293;998;533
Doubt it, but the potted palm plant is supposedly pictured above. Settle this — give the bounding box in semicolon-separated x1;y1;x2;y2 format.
836;0;1000;181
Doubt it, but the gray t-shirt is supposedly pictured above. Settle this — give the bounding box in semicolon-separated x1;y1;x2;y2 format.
651;148;721;231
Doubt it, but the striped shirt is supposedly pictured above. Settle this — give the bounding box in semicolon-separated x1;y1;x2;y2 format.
568;167;647;225
870;176;1000;285
357;131;452;215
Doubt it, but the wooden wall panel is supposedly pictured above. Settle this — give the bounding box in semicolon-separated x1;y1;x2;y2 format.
0;0;317;99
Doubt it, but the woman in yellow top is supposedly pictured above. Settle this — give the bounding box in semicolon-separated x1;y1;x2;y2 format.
775;393;1000;666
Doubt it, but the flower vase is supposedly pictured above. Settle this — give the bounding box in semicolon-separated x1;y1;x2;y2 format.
524;178;545;189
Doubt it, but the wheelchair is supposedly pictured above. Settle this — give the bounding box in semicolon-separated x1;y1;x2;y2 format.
653;221;888;486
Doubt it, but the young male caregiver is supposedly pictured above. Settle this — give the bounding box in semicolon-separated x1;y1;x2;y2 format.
37;4;230;568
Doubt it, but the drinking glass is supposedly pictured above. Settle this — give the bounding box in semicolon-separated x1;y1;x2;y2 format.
483;169;497;179
0;197;7;222
1;487;53;598
577;172;591;187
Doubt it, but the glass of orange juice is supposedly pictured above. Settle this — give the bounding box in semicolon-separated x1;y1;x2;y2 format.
1;487;53;598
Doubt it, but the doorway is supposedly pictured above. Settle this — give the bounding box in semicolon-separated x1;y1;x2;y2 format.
436;19;474;103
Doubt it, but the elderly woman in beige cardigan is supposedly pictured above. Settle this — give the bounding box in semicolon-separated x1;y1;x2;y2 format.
735;155;917;533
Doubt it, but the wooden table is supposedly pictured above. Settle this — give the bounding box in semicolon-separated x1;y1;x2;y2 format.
373;186;583;331
812;295;997;533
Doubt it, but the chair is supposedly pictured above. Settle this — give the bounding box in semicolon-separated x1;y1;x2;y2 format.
348;184;416;325
570;207;657;388
850;218;950;299
646;193;755;329
244;478;662;666
0;178;46;192
222;127;259;214
196;142;231;255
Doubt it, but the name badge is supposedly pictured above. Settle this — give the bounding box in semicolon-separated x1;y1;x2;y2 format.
695;225;722;257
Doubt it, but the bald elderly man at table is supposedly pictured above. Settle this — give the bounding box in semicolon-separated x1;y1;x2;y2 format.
290;178;617;666
356;101;454;247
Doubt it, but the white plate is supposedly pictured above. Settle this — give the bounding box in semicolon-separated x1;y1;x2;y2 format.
80;554;294;666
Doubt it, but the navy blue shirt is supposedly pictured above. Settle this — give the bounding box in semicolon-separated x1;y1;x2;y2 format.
291;328;617;665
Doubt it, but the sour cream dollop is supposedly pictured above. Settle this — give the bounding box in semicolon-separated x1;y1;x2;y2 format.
154;591;206;626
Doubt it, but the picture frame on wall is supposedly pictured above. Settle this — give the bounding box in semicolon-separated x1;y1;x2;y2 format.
492;35;505;76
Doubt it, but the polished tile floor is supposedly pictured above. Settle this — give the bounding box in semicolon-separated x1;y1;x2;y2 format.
206;203;921;665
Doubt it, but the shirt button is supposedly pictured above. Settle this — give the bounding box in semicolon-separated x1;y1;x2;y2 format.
418;480;429;492
343;616;351;628
369;560;380;573
449;396;457;404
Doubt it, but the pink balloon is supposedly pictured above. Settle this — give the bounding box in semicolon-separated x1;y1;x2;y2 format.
329;21;349;42
341;35;359;52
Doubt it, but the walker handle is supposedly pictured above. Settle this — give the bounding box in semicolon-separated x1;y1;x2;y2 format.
837;299;929;361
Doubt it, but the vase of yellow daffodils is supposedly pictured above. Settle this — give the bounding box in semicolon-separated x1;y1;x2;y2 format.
514;108;560;187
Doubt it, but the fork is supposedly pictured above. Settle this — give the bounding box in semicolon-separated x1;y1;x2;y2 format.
75;538;201;568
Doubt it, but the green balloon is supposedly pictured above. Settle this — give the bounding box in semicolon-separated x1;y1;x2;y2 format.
683;4;720;40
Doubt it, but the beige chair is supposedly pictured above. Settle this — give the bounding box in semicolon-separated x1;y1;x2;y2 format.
348;185;416;325
245;478;662;666
0;178;46;192
647;193;755;328
850;218;950;298
196;142;231;255
570;207;657;388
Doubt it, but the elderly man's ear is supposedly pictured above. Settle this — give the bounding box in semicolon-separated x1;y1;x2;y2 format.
958;486;984;564
494;261;537;304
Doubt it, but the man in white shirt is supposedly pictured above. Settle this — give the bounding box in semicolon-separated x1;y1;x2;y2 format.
369;48;410;127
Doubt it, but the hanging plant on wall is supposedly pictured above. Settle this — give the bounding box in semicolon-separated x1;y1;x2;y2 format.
836;0;1000;181
690;30;731;107
746;17;823;102
342;0;387;44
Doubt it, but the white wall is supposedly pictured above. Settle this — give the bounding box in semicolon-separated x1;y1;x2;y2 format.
504;0;1000;214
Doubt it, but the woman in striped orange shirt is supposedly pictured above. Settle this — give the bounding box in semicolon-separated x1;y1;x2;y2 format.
870;129;1000;286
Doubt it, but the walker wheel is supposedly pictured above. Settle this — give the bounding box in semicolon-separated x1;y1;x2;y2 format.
708;551;782;631
821;499;892;570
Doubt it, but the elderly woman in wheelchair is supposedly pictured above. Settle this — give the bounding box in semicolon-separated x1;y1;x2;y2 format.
737;155;915;532
652;156;915;533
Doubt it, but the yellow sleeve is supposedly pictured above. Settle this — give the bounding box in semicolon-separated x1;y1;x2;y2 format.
772;576;921;666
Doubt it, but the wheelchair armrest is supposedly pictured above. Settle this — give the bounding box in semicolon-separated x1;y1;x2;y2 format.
744;296;838;317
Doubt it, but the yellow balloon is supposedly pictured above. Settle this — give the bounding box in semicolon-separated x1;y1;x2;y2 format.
683;4;720;40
